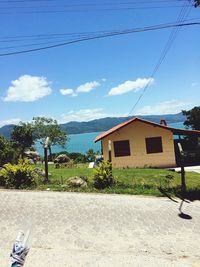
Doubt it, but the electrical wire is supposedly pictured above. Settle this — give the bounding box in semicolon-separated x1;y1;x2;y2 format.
0;21;199;57
127;2;193;116
0;0;193;14
0;7;193;15
0;0;189;3
0;18;199;43
1;17;199;42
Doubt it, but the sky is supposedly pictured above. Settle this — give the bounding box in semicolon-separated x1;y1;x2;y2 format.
0;0;200;127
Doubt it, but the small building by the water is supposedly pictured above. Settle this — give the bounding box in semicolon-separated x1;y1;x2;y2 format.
94;117;200;168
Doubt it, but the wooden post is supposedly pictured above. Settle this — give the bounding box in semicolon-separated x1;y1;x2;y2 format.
44;147;48;183
44;137;51;183
181;164;186;195
178;142;186;195
101;141;103;155
108;140;112;162
108;140;112;171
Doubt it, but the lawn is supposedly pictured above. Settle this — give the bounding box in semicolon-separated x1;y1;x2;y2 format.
35;163;200;199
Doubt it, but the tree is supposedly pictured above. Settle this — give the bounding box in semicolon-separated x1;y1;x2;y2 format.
31;117;68;159
182;106;200;130
0;135;17;165
11;122;34;158
86;149;96;162
68;152;86;163
194;0;200;7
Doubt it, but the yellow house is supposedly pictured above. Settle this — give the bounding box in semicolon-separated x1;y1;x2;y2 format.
95;117;200;168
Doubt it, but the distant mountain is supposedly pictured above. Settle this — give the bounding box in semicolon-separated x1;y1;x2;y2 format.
61;113;186;134
0;113;186;139
0;124;15;139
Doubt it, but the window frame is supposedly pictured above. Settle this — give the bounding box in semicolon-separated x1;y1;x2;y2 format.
113;140;131;157
145;136;163;154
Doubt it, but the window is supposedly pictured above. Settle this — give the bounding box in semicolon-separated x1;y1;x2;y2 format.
145;136;163;154
114;140;131;157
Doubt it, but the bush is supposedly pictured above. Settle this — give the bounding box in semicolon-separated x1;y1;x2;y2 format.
54;160;74;168
93;160;115;189
50;152;87;164
0;159;36;189
0;168;5;187
163;174;174;189
0;135;18;166
54;154;70;164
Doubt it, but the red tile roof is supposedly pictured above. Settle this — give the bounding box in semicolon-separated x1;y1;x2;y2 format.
94;117;200;143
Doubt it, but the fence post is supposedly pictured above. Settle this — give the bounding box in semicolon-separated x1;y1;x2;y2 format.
44;146;48;183
108;140;112;171
44;137;51;183
178;142;186;195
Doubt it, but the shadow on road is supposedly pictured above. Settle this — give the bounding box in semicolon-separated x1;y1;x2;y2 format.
158;187;200;202
158;187;178;203
158;187;197;220
175;188;200;202
178;199;192;220
178;212;192;219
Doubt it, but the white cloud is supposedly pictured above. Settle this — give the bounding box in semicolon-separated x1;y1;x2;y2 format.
0;118;21;128
108;78;154;96
3;75;52;102
60;88;74;95
59;88;77;97
76;81;100;93
60;108;120;123
59;80;101;97
136;100;190;115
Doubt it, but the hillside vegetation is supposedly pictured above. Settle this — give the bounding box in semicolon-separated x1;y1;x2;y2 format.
0;113;185;138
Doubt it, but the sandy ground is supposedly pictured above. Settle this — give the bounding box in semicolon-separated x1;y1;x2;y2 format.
0;190;200;267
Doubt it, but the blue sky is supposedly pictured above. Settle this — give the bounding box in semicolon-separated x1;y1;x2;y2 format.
0;0;199;127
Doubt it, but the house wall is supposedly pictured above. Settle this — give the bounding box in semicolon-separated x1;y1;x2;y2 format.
101;120;176;168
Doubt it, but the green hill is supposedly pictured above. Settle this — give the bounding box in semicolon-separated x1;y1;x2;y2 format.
0;113;185;138
60;113;185;134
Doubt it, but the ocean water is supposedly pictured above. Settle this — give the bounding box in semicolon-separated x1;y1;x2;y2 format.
35;131;103;155
169;122;184;128
35;122;184;155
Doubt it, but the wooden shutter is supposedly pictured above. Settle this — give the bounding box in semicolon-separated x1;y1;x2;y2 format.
114;140;131;157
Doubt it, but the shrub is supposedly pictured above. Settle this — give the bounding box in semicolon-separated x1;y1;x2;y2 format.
0;168;5;187
73;154;87;164
0;135;18;166
93;160;115;189
85;149;96;162
0;159;36;189
54;160;74;169
163;174;174;188
54;154;70;164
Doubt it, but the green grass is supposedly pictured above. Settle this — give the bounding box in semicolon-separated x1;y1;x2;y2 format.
34;163;200;199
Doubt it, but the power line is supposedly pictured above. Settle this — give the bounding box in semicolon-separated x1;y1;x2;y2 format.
0;7;193;15
0;17;199;43
0;0;193;14
0;21;199;57
128;3;193;116
0;0;189;3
